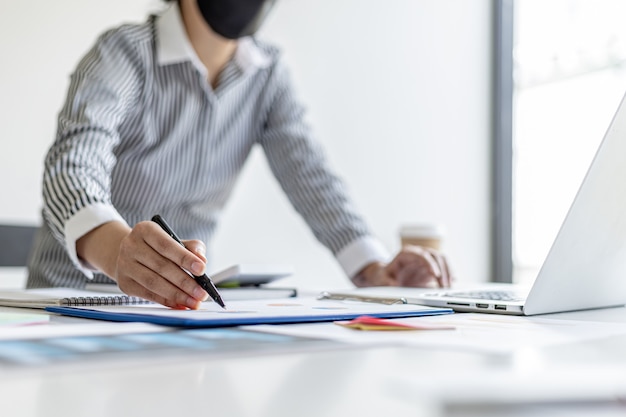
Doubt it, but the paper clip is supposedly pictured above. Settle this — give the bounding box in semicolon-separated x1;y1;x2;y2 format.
317;291;408;305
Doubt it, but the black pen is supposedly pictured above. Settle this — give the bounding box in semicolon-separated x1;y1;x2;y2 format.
151;215;226;309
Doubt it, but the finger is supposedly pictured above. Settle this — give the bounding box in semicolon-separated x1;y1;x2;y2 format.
386;250;442;288
354;262;395;287
118;260;200;308
123;232;208;302
425;248;450;288
117;263;203;309
440;254;452;288
122;223;208;303
142;222;206;276
135;252;209;303
387;245;440;277
403;246;442;278
385;255;402;277
436;251;452;288
182;239;207;262
396;262;434;287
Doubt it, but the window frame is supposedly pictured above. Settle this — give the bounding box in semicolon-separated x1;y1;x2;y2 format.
492;0;514;283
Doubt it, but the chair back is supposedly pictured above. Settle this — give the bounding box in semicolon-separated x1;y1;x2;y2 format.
0;225;38;267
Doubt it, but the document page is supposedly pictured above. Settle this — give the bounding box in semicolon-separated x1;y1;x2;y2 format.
46;297;453;327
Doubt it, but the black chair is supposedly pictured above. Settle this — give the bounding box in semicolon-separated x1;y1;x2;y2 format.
0;225;38;267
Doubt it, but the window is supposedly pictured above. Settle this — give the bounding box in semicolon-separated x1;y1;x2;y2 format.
512;0;626;284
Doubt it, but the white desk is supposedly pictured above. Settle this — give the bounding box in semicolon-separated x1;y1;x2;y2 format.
1;298;626;416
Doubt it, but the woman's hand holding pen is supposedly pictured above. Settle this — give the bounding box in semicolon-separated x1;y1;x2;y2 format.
116;221;211;309
352;245;452;289
76;220;209;309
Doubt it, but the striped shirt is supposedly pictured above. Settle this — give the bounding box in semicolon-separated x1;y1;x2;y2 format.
27;4;389;289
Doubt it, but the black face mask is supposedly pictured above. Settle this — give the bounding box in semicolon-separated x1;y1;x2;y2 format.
197;0;277;40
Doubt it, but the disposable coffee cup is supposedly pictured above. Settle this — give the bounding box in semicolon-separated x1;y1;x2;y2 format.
400;224;445;250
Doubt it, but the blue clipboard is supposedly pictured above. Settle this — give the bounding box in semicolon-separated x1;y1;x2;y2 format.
45;297;453;328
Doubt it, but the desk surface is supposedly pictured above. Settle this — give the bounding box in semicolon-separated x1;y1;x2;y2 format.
1;296;626;417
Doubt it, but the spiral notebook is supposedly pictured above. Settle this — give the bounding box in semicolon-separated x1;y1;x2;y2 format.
0;288;152;309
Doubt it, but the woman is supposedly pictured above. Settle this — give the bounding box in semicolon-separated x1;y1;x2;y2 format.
28;0;451;309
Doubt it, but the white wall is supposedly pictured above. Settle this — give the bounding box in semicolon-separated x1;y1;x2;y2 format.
0;0;493;289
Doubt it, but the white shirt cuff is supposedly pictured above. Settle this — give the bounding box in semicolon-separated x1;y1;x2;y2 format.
64;203;129;279
336;236;391;278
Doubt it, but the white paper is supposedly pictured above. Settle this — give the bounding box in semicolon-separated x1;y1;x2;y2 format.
59;297;449;321
246;312;626;354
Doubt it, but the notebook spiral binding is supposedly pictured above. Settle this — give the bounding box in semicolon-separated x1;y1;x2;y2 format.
60;296;152;306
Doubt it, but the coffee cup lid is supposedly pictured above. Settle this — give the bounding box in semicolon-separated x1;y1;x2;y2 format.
399;224;445;239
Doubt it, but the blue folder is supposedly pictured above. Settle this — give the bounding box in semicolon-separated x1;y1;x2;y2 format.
45;300;453;328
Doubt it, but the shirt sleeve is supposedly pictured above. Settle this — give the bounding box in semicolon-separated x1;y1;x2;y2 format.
42;29;142;276
258;61;390;278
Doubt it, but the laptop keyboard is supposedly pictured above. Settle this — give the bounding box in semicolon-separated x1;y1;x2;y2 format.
442;290;524;302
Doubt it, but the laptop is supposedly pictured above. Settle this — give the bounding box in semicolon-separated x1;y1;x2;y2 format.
414;92;626;315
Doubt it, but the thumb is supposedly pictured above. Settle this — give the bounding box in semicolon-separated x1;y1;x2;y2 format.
384;253;405;278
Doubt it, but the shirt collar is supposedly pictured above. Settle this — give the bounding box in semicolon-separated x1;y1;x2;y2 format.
155;4;272;77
